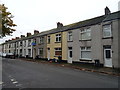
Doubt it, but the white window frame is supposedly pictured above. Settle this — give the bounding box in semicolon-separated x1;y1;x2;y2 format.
80;47;91;60
39;37;44;44
54;48;62;56
68;31;73;41
24;40;26;47
103;24;112;38
80;28;91;40
47;36;50;44
56;34;61;42
38;48;43;56
28;49;31;57
28;40;31;46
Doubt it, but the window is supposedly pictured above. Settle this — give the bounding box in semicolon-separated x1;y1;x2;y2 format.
32;39;36;46
39;37;44;44
55;48;62;56
56;34;61;42
20;49;22;56
68;31;73;41
80;47;91;60
80;28;91;40
20;41;22;46
9;44;11;48
34;39;36;43
24;41;26;47
28;40;31;46
16;42;19;47
103;24;112;38
47;36;50;44
28;49;31;57
38;48;43;56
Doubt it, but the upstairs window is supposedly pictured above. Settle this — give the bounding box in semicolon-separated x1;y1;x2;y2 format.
56;34;61;42
47;36;50;44
103;24;112;38
34;39;36;43
80;28;91;40
20;41;23;46
24;41;26;47
28;40;31;46
16;42;19;47
39;37;44;44
68;31;73;41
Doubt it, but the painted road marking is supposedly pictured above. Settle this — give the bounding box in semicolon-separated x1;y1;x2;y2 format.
12;81;18;84
10;79;15;82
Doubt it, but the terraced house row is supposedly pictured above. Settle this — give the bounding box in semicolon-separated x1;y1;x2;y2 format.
1;7;120;68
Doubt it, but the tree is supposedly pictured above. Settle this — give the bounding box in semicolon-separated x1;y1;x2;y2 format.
0;4;16;37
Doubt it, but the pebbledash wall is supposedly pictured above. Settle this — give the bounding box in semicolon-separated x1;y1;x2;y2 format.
1;8;120;68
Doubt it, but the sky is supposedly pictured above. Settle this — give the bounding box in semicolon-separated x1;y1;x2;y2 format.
0;0;120;44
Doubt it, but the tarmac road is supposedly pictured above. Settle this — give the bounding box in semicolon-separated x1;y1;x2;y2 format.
2;58;119;89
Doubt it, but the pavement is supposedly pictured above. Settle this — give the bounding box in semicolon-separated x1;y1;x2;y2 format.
17;58;120;77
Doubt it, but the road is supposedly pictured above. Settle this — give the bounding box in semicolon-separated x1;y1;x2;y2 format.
2;58;119;89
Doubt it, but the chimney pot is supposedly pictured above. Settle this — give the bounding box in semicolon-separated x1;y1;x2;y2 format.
34;30;39;35
57;22;63;28
105;6;111;15
21;35;25;38
27;33;31;37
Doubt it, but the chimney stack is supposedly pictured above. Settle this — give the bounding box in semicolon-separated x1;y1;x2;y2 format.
16;37;19;39
34;30;39;35
21;35;25;38
105;6;111;15
27;33;31;37
57;22;63;28
12;38;15;40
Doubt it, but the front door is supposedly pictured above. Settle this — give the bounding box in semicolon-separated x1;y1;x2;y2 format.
104;47;112;67
68;47;72;64
47;48;50;60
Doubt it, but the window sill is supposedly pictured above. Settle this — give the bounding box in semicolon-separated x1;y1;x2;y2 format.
67;40;73;42
79;39;91;41
80;59;92;61
102;37;113;39
38;43;44;45
55;42;61;43
54;55;62;57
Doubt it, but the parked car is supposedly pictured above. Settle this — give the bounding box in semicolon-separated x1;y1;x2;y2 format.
2;53;7;58
6;53;15;59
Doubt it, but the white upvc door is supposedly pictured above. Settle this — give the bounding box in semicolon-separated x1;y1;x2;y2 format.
68;47;72;64
104;48;112;67
47;48;50;60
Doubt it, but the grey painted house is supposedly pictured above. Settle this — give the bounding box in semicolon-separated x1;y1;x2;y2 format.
32;31;47;59
66;9;120;68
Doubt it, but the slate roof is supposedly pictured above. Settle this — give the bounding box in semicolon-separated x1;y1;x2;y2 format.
103;11;120;22
2;11;120;44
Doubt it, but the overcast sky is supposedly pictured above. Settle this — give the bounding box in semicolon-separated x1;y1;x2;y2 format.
0;0;120;44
